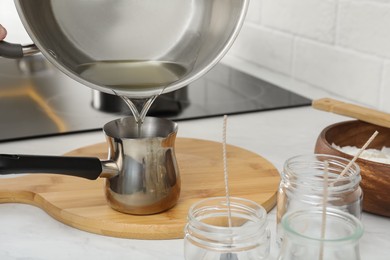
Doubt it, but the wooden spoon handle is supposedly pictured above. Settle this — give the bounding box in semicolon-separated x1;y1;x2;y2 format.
312;98;390;128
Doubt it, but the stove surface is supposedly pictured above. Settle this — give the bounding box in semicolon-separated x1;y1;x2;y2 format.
0;55;310;142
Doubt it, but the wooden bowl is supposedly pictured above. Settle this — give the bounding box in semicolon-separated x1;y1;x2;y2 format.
315;120;390;217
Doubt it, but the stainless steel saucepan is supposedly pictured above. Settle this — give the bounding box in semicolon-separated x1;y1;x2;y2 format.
0;117;180;215
0;0;249;98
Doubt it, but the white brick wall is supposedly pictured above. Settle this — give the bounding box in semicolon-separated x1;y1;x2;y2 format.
338;1;390;58
262;0;337;43
381;62;390;111
294;38;383;105
229;24;293;75
225;0;390;112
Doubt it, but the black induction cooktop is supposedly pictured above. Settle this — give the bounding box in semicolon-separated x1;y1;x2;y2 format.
0;55;311;142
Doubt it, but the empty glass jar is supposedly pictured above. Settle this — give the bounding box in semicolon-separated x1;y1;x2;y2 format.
277;208;364;260
276;154;362;245
184;197;270;260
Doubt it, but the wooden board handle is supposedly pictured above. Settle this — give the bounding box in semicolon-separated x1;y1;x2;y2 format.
312;98;390;128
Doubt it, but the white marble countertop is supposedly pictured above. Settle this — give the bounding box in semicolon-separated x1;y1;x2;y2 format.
0;106;389;260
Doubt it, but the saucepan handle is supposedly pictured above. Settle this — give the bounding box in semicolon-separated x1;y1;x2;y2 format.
0;41;39;59
0;154;102;180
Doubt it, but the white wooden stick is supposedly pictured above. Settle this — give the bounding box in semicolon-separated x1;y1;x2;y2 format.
338;130;379;178
319;161;329;260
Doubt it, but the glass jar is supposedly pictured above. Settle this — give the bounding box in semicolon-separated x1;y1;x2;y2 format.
277;154;362;245
184;197;270;260
277;208;364;260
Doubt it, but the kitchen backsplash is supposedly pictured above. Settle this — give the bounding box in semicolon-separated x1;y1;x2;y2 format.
224;0;390;112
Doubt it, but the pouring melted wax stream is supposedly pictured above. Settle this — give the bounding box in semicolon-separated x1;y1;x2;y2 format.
77;60;188;127
121;95;159;124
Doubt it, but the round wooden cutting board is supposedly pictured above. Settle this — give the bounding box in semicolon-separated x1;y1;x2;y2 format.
0;138;279;239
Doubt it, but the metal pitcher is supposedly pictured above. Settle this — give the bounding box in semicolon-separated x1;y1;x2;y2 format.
0;117;180;215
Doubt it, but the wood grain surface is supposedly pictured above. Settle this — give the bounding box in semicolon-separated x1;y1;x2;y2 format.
0;138;279;239
312;98;390;128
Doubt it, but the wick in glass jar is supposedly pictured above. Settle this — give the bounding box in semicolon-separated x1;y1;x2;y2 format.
276;154;363;246
184;197;270;260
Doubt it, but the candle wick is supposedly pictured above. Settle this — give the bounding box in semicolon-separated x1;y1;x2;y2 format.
222;115;232;228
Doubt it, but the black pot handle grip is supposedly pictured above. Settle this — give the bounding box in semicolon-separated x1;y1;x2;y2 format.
0;154;102;180
0;41;40;59
0;41;24;59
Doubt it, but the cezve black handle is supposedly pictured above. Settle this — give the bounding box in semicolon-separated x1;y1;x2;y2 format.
0;154;102;180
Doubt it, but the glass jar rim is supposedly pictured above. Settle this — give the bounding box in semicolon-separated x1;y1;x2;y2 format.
187;196;268;232
283;154;361;186
185;197;271;255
